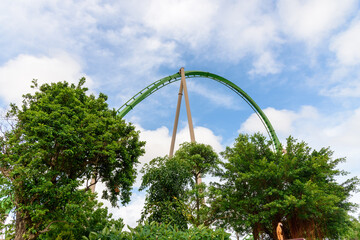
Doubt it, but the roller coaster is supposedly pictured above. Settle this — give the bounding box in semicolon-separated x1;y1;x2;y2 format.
117;70;281;151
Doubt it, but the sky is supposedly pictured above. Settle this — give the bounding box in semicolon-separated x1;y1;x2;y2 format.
1;0;360;230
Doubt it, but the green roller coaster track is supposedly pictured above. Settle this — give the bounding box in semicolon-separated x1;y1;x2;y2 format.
117;70;281;151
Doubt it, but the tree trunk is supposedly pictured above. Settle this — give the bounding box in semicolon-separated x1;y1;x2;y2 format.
253;225;259;240
196;183;200;225
15;210;26;240
15;210;37;240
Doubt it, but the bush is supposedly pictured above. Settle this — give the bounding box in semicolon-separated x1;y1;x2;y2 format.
83;222;230;240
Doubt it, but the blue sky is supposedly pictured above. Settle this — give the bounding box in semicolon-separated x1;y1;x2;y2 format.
1;0;360;228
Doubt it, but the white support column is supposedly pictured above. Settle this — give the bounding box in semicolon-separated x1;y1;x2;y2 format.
180;67;196;143
169;81;183;158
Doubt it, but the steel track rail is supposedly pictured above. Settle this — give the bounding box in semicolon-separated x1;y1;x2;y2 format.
117;71;281;151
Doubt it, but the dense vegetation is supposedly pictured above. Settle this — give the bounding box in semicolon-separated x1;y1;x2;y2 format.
211;133;359;239
83;222;230;240
0;79;144;239
1;79;359;239
140;134;359;239
139;142;220;229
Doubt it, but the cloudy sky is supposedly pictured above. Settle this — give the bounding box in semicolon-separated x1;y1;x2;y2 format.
1;0;360;227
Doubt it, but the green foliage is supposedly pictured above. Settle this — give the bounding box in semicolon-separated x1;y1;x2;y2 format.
212;133;359;239
139;156;192;229
82;224;125;240
139;142;220;228
174;142;220;183
83;222;230;240
344;216;360;240
54;231;76;240
39;196;124;240
0;79;144;239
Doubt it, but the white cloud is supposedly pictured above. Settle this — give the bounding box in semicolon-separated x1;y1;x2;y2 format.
239;106;319;137
0;0;282;82
249;51;282;76
0;1;183;85
106;0;282;74
101;0;281;66
111;0;282;74
187;81;241;110
117;36;180;76
0;107;5;117
278;0;357;45
0;1;106;55
137;125;172;165
0;53;93;106
215;1;280;62
115;192;146;228
142;0;218;48
2;0;359;91
330;16;360;66
320;79;360;97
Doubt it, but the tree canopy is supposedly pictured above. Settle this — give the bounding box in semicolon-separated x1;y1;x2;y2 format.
139;155;192;230
0;79;144;239
38;196;124;240
212;133;359;239
139;142;220;229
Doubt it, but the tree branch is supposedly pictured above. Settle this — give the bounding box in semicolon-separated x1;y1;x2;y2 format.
0;167;11;178
38;220;66;234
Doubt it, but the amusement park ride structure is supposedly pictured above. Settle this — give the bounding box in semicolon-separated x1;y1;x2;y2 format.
117;68;281;151
169;68;196;158
91;68;281;192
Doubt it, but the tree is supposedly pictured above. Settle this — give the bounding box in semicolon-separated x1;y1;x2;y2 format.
173;142;220;226
139;142;220;228
139;156;192;230
212;133;359;240
0;79;144;239
38;196;124;240
345;216;360;240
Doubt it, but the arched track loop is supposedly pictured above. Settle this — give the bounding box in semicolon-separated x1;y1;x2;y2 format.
117;71;281;151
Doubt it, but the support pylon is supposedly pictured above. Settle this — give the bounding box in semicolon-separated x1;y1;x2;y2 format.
169;68;201;185
169;68;196;157
180;67;196;143
169;79;183;158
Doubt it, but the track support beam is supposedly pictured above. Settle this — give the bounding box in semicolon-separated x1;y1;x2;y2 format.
169;68;201;184
169;67;196;157
180;67;196;143
169;77;183;158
